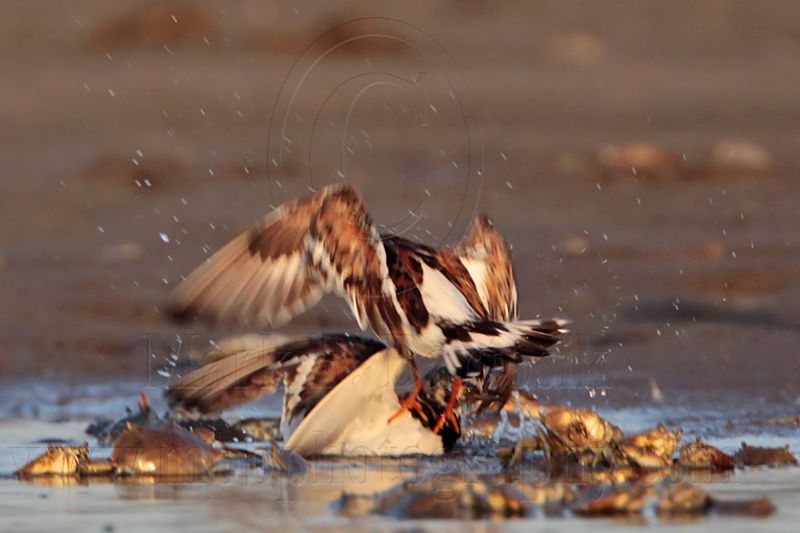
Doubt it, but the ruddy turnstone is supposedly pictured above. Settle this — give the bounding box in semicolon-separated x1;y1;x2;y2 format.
168;183;567;432
166;334;465;456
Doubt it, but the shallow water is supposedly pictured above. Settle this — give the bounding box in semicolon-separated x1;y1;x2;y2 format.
1;381;799;532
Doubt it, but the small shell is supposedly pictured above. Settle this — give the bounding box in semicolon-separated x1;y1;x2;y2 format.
81;460;116;476
112;423;224;475
735;442;798;467
619;425;682;468
711;496;775;517
497;437;543;467
15;444;89;477
572;484;649;516
233;417;282;442
515;481;576;513
579;467;653;486
343;476;530;519
656;483;711;515
678;438;735;470
540;406;622;464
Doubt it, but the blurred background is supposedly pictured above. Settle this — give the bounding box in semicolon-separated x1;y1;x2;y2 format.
1;1;798;402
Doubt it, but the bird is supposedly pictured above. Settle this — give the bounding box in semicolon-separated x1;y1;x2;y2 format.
166;334;466;456
168;183;568;433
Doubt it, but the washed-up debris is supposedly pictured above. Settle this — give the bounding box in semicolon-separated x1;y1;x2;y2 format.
14;443;115;479
657;484;775;519
497;437;544;468
539;406;623;466
15;444;92;477
712;497;776;517
500;405;745;475
678;438;735;470
338;476;529;520
87;393;161;444
467;389;541;439
760;415;800;426
572;484;650;516
661;486;774;519
178;418;253;443
514;481;576;515
735;442;798;467
656;483;711;516
658;482;775;518
619;425;682;468
86;392;280;445
576;467;656;486
497;406;687;470
111;423;226;476
18;421;302;479
232;417;282;442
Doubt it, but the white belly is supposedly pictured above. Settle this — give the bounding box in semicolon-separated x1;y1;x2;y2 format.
418;263;475;323
403;263;477;358
461;258;490;312
405;322;445;358
284;347;443;456
321;392;444;456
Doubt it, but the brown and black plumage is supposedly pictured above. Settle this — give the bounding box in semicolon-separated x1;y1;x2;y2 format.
166;334;463;455
165;334;383;419
168;184;567;431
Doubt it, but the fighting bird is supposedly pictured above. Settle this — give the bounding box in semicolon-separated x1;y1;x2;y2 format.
169;184;567;432
166;334;465;456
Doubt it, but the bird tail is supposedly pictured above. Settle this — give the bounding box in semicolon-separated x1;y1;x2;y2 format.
165;345;288;414
165;334;385;414
440;318;569;376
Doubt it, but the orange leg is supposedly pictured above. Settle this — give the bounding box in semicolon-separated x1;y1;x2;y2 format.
388;358;426;424
432;377;462;434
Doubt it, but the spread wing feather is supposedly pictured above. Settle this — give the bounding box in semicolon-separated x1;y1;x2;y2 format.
168;184;394;332
165;334;386;415
447;213;518;322
446;214;520;409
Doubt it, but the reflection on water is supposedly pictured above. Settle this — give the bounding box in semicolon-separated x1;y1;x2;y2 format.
1;384;799;531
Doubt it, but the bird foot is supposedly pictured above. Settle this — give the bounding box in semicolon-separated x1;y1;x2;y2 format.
388;373;426;424
432;377;462;434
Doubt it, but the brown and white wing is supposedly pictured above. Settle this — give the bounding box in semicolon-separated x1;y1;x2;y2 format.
305;185;401;338
279;335;386;432
447;214;519;411
168;189;329;327
447;213;517;321
165;345;295;413
165;333;385;415
168;184;394;332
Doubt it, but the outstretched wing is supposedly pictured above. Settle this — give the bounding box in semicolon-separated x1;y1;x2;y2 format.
305;185;400;338
165;334;386;415
446;214;517;322
446;214;520;410
168;184;397;333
